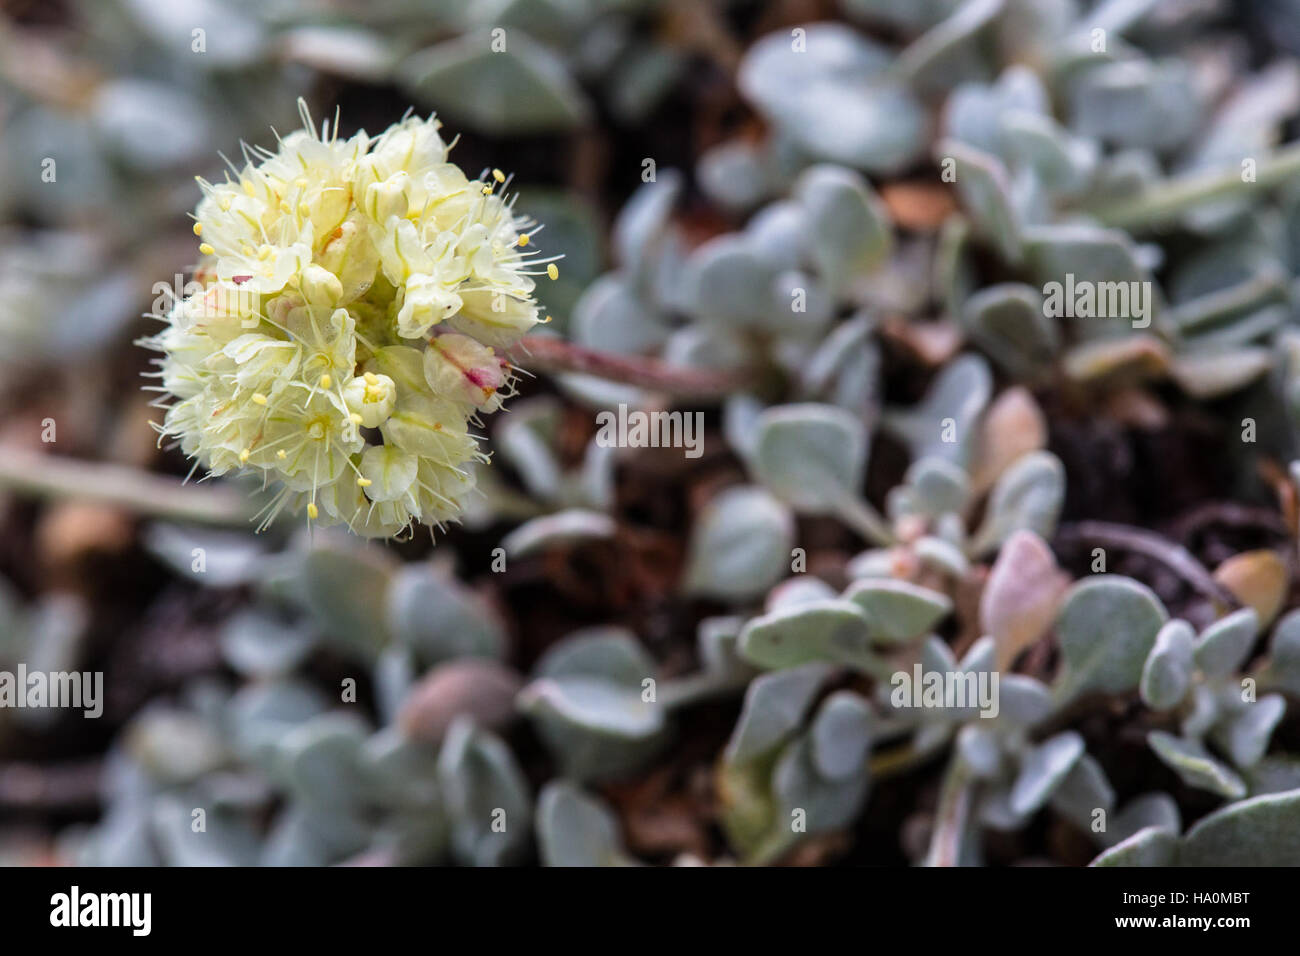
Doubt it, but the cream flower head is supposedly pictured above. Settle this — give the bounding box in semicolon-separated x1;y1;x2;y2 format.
144;101;556;538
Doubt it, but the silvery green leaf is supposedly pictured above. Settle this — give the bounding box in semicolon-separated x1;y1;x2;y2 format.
662;324;755;374
1181;682;1220;739
773;735;870;834
915;536;971;577
294;543;395;659
1194;607;1259;678
681;235;779;327
608;43;685;124
1069;58;1200;151
842;579;953;644
723;393;766;465
746;200;809;272
897;0;1002;95
937;141;1021;262
697;616;750;678
738;24;925;173
1268;608;1300;695
387;563;505;664
904;457;971;517
995;675;1054;728
1147;731;1246;800
970;451;1065;554
883;353;992;466
94;80;208;171
521;628;668;779
400;30;591;134
125;710;228;786
1023;224;1150;315
772;270;835;336
1245;756;1300;796
220;609;317;678
1055;575;1168;699
143;523;269;588
495;402;564;501
845;548;896;580
576;437;617;512
920;633;959;675
537;781;631;867
794;164;892;292
697;139;774;211
738;599;873;670
280;713;370;810
1089;826;1178;866
1049;753;1116;834
1178;788;1300;866
260;807;337;867
1140;619;1195;710
152;796;260;867
121;0;265;67
957;724;1004;779
841;0;959;32
752;404;867;514
278;25;395;82
1211;695;1286;769
613;169;682;278
534;627;652;684
224;679;330;766
800;312;875;397
438;718;532;867
998;110;1098;196
1173;344;1276;398
961;283;1059;379
977;785;1032;832
725;663;832;764
810;691;874;780
765;577;838;612
361;728;441;809
572;274;671;355
1111;791;1181;845
1010;731;1085;816
944;66;1049;155
959;635;997;676
501;509;617;557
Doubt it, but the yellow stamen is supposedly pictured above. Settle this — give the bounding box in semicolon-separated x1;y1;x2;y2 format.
319;374;331;389
242;179;255;197
198;243;215;256
481;185;493;195
277;450;287;459
307;502;319;520
357;477;372;488
546;263;559;280
492;169;505;183
252;393;267;405
517;234;529;246
350;413;363;425
239;448;251;463
192;222;203;236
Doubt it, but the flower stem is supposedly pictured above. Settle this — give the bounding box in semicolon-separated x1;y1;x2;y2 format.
1085;141;1300;230
509;336;755;399
0;446;257;525
923;754;974;867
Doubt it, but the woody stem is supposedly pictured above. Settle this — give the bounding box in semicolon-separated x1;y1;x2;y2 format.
509;336;755;399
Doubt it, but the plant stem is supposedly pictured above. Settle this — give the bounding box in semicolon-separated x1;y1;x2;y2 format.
1085;141;1300;230
1055;520;1237;606
508;336;754;399
834;494;897;547
0;446;257;526
923;754;974;867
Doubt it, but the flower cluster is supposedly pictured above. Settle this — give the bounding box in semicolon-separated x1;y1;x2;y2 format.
145;102;554;537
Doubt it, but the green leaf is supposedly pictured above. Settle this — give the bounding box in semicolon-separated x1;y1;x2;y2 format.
1140;619;1195;710
1147;731;1246;800
1194;608;1259;678
738;600;873;670
1090;826;1178;866
842;579;953;644
752;404;867;515
1010;731;1085;816
1056;575;1167;699
795;164;892;292
1179;788;1300;865
725;664;832;764
438;718;532;867
809;691;874;781
536;782;632;867
971;451;1065;555
685;486;795;602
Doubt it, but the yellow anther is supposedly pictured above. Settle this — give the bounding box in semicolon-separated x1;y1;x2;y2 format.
192;222;203;236
517;234;529;247
277;449;287;459
242;179;255;197
259;246;273;260
219;197;231;212
279;200;292;214
543;314;553;324
350;413;363;425
481;185;493;195
357;477;373;488
239;448;251;463
492;169;505;183
252;392;268;405
307;502;319;520
363;371;378;385
546;263;559;280
198;243;215;256
319;374;332;389
298;202;311;216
